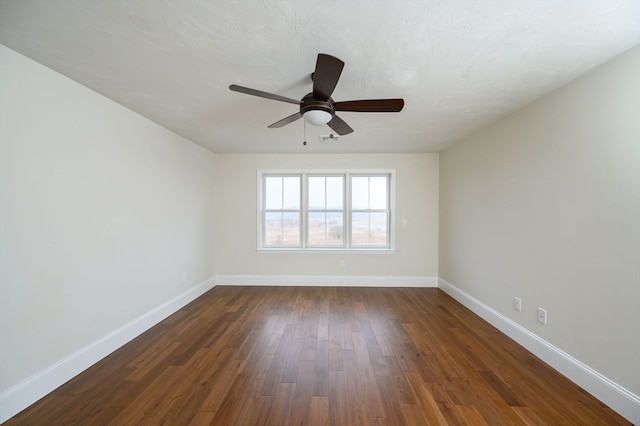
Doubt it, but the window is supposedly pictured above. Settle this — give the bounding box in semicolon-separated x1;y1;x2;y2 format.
351;175;389;247
308;176;344;247
263;176;301;247
259;170;394;251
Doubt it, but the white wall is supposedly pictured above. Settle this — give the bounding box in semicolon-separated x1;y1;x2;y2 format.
214;153;438;284
439;44;640;399
0;44;217;399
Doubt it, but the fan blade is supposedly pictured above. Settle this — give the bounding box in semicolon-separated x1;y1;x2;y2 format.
327;115;353;135
334;98;404;112
268;112;302;128
229;84;300;105
312;54;344;101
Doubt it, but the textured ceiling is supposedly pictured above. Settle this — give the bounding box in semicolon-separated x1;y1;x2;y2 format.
1;1;639;153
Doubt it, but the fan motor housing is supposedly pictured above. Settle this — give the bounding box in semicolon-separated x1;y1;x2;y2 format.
300;93;335;116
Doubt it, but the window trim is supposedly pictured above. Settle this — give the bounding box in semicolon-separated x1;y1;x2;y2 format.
350;174;391;249
306;174;345;248
257;169;396;253
262;174;302;248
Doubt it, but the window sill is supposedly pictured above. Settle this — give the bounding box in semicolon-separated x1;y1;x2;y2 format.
256;248;396;255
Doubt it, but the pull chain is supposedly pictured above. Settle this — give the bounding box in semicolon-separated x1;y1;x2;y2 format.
303;119;307;146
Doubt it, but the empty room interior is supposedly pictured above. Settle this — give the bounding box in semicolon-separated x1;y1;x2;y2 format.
1;1;639;424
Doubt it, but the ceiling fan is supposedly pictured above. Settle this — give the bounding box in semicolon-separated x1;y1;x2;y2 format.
229;53;404;135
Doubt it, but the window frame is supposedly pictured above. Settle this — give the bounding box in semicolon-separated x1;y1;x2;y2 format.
257;169;396;253
262;175;302;248
350;174;391;249
306;174;346;248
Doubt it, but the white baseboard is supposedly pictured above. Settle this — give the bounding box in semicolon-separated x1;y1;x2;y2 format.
215;274;438;287
0;277;216;424
437;278;640;424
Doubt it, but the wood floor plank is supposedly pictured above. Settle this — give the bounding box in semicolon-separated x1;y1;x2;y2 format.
188;411;216;425
208;372;253;425
265;382;295;425
262;322;296;396
383;355;418;405
108;365;187;425
313;340;329;397
309;396;329;426
356;364;386;419
328;370;349;426
375;375;407;426
288;360;316;426
5;286;631;425
280;337;305;383
457;405;491;425
401;403;430;425
405;371;450;425
343;349;372;425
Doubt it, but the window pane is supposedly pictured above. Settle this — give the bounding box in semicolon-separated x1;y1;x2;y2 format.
308;177;325;209
352;176;368;209
326;212;344;245
369;212;388;246
308;212;343;246
326;177;343;209
264;212;300;247
264;212;283;246
282;212;300;245
351;212;369;246
265;177;282;209
283;176;300;209
308;212;325;245
369;176;388;209
351;212;388;247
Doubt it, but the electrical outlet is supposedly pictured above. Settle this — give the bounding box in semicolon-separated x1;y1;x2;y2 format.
339;260;346;268
537;307;547;325
513;297;522;312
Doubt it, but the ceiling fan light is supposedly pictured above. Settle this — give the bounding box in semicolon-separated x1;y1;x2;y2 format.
303;109;332;125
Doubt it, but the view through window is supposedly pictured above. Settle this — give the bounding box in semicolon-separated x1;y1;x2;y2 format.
260;171;393;250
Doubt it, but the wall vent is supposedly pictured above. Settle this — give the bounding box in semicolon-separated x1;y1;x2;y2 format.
320;134;340;142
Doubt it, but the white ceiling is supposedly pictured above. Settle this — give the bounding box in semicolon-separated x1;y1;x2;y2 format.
1;1;639;154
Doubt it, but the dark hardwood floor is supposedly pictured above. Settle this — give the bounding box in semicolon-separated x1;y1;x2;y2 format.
5;286;629;425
